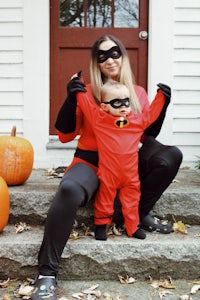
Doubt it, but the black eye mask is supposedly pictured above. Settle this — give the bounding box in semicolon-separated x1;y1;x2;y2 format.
97;46;122;63
103;98;130;109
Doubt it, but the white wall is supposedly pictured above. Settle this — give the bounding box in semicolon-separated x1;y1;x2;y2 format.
173;0;200;167
149;0;200;168
0;0;24;135
23;0;50;167
148;0;174;144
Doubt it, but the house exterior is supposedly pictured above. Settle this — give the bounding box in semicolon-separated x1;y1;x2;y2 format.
0;0;199;169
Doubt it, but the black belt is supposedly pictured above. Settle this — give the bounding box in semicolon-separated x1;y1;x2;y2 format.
74;148;99;167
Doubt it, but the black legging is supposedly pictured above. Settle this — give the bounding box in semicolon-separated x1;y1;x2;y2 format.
38;137;182;276
138;136;183;219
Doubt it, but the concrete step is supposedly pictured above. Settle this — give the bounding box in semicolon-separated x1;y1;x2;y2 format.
1;278;200;300
1;168;199;281
0;224;200;281
8;168;200;225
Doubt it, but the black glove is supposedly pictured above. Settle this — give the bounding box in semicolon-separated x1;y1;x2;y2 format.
157;83;171;103
144;83;171;138
67;70;86;101
55;71;86;133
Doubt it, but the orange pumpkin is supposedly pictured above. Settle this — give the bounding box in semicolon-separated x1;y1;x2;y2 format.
0;176;10;232
0;126;34;186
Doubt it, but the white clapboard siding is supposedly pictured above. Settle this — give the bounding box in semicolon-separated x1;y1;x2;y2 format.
0;105;23;119
173;118;200;133
173;0;200;165
173;104;200;118
0;120;23;136
174;48;200;62
0;92;23;108
173;90;200;104
0;0;23;136
0;50;23;63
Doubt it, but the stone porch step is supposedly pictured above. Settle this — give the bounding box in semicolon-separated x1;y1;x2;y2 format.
7;168;200;225
0;168;199;281
0;224;200;280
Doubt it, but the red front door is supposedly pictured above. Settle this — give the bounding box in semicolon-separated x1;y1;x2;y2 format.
50;0;149;134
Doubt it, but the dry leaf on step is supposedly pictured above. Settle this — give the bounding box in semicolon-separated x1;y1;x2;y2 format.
158;290;173;299
72;292;84;299
103;293;113;300
18;284;34;296
83;284;101;297
190;284;200;294
3;295;11;300
15;222;31;233
173;220;188;234
179;295;192;300
149;278;176;289
0;278;10;288
118;275;136;284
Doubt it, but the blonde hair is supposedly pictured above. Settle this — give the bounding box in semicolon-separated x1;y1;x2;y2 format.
90;35;141;113
100;79;129;102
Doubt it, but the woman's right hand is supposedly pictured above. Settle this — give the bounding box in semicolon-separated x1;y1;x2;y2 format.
67;71;86;101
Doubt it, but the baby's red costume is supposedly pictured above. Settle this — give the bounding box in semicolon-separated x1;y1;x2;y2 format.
76;86;166;237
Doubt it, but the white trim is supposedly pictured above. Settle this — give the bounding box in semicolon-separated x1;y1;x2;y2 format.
148;0;174;145
23;0;50;167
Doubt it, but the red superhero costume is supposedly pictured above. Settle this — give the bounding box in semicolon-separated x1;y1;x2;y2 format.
74;86;166;237
58;84;150;170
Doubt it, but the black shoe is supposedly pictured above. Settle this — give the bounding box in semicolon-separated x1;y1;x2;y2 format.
139;215;173;234
132;229;146;239
95;224;107;240
31;277;57;300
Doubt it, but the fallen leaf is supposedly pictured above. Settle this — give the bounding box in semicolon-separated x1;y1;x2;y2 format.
2;294;11;300
83;284;99;292
0;278;10;288
172;179;180;183
181;166;190;170
150;280;160;289
149;278;176;289
45;167;65;178
72;293;84;299
118;275;136;284
112;224;123;236
15;222;31;234
190;284;200;294
173;221;188;234
180;295;193;300
103;293;113;300
83;284;101;297
18;284;34;296
158;290;173;299
106;223;124;236
194;233;200;237
69;230;81;240
161;279;176;289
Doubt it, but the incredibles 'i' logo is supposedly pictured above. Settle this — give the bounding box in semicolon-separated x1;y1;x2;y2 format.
114;117;129;128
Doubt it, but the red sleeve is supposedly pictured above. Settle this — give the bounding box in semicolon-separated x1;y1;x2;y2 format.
148;89;165;124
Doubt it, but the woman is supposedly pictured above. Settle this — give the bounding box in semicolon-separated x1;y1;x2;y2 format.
31;35;182;300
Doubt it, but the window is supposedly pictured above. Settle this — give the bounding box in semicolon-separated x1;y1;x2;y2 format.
60;0;139;28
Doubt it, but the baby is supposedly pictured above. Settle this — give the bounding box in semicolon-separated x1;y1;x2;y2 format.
77;79;166;240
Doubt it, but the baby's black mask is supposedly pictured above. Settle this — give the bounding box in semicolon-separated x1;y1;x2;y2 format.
103;98;130;109
97;46;122;63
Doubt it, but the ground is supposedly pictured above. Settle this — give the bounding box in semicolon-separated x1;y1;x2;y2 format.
0;278;200;300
